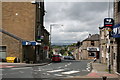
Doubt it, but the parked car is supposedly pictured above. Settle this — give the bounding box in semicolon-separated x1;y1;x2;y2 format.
63;56;75;60
52;54;61;62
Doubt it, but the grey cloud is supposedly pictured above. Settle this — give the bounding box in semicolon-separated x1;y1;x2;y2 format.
44;2;113;43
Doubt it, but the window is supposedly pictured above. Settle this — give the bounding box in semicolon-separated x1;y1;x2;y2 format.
114;53;116;59
118;1;120;12
91;41;94;46
89;52;96;57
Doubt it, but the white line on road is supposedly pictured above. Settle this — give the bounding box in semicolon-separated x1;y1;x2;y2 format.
41;73;50;75
33;69;41;71
82;70;88;71
19;71;24;73
61;70;80;75
65;65;67;67
58;67;61;68
11;67;32;70
47;69;65;73
54;74;63;76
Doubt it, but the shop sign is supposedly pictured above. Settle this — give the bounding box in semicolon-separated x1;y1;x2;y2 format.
104;18;114;27
22;41;41;46
87;47;99;51
112;24;120;38
22;41;31;45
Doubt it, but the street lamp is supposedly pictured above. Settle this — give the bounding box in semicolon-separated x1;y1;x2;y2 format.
49;24;63;58
49;24;63;46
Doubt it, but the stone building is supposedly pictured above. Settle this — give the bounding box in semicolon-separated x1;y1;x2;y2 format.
99;26;116;73
99;0;120;74
0;0;49;63
80;34;100;60
112;0;120;74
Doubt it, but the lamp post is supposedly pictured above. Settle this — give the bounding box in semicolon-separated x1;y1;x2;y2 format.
49;24;63;46
49;24;63;58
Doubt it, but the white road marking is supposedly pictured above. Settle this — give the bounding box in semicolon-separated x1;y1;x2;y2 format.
86;63;91;71
65;65;67;67
11;67;31;70
67;63;71;66
47;69;65;73
61;70;80;75
48;63;51;65
58;67;61;68
54;74;63;76
82;70;88;71
34;69;41;71
46;73;50;75
19;71;24;73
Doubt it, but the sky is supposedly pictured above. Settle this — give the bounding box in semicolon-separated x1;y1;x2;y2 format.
44;1;113;44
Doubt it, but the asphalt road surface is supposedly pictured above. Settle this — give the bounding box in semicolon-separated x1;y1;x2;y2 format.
1;60;92;80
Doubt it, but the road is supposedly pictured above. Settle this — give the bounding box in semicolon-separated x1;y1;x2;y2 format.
1;60;92;79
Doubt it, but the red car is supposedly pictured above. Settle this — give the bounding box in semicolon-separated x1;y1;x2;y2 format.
52;54;61;62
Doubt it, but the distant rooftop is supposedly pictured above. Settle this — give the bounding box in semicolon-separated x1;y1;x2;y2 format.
83;34;100;41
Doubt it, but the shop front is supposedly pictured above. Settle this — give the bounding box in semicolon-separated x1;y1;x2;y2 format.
112;23;120;73
87;47;100;59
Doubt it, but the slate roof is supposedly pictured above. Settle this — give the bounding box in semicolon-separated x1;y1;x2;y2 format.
83;34;100;41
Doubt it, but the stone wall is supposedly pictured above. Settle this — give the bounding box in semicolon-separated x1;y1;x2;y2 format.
2;2;36;41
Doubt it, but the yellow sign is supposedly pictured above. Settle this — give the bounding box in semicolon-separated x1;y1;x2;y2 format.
6;57;16;63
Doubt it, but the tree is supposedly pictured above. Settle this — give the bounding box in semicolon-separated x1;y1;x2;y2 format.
76;41;81;47
60;49;66;55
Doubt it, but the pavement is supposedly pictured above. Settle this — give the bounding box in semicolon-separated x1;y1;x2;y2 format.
0;62;51;69
65;61;120;79
86;62;119;78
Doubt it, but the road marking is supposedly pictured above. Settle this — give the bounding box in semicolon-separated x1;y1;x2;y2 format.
48;63;51;65
54;74;63;76
58;67;61;68
47;69;65;73
65;65;67;67
61;70;79;75
42;73;50;75
86;63;91;71
82;70;88;71
19;71;24;73
11;67;31;70
33;69;41;71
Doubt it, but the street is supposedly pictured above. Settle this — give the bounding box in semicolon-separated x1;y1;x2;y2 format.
1;60;92;79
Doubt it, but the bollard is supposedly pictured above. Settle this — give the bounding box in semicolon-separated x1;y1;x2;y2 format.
102;76;107;80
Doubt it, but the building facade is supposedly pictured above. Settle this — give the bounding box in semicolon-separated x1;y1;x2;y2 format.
80;34;100;60
99;0;120;74
113;0;120;74
0;0;49;63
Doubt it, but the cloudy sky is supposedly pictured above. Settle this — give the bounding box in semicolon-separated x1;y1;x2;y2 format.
44;1;113;44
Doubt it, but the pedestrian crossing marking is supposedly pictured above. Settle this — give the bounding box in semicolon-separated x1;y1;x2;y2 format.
47;69;65;73
61;70;80;75
54;74;63;76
